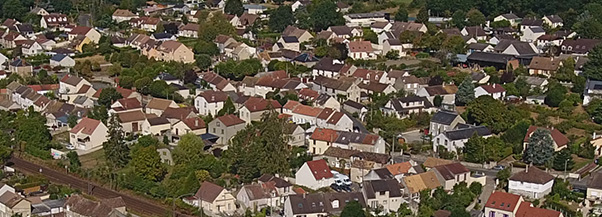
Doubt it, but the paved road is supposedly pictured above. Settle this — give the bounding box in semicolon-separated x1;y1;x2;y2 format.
10;156;191;217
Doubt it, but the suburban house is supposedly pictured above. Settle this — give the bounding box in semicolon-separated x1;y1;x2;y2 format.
461;26;487;41
485;191;562;217
343;12;387;27
112;9;138;22
432;163;471;190
381;96;435;119
68;26;101;43
311;76;361;102
143;41;195;63
258;174;294;197
508;166;555;199
117;110;147;134
282;25;313;43
327;25;362;38
429;110;466;137
343;100;367;121
40;13;69;30
21;40;44;56
560;39;601;55
141;117;171;136
145;98;178;116
584;79;602;105
236;184;279;209
208;114;246;145
0;188;31;217
520;26;545;43
284;192;366;217
586;172;602;202
347;40;376;60
238;97;281;124
295;159;335;190
311;57;346;78
416;85;458;106
523;126;569;151
362;179;403;213
474;84;507;100
493;13;521;26
195;90;229;116
171;117;206;137
110;98;143;114
64;195;127;216
8;59;33;77
69;117;109;152
49;54;76;68
542;15;563;28
179;23;200;38
400;170;442;200
59;74;93;100
432;125;492;153
528;56;562;77
184;182;237;215
273;36;300;52
200;72;237;92
284;123;305;147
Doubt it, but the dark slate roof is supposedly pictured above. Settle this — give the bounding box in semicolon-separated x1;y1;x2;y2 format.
152;32;174;39
362;179;402;199
443;125;491;140
588;172;602;190
343;100;365;110
282;36;299;43
431;110;460;125
10;59;31;67
313;57;344;72
287;192;365;215
467;52;515;64
372;168;393;179
509;166;554;184
468;43;490;51
293;53;319;63
521;17;544;26
155;72;178;81
50;54;68;62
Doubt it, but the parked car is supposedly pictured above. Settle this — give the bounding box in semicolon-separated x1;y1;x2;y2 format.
66;144;75;150
493;165;506;170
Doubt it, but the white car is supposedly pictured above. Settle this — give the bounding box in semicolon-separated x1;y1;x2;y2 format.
66;144;75;150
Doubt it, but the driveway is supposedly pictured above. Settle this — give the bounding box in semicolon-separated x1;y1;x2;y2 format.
401;129;424;144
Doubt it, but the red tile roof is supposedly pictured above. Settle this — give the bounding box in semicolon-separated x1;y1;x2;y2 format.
524;126;569;148
306;159;333;180
348;40;373;53
292;104;322;117
310;128;338;142
243;97;282;112
283;100;301;110
216;114;245;126
182;117;206;130
485;191;521;212
115;98;142;110
515;202;561;217
298;88;319;100
69;26;92;35
70;117;102;135
93;87;135;98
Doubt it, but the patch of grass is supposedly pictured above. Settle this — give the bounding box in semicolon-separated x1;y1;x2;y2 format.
79;149;106;169
571;155;593;172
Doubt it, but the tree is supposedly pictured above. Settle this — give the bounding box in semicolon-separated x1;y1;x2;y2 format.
88;105;109;124
451;10;466;28
3;0;26;21
131;144;166;181
51;0;73;13
584;45;602;80
67;114;78;128
394;7;408;22
579;139;596;159
66;151;81;172
466;96;528;133
196;54;212;70
194;40;220;56
340;201;365;217
466;9;486;26
433;95;443;107
469;182;482;195
523;129;555;165
490;20;510;28
442;35;466;54
224;0;244;16
363;28;378;44
385;50;400;60
218;97;236;116
268;6;295;32
198;12;235;41
119;76;135;89
501;119;530;154
310;0;344;31
545;84;567;107
173;134;206;165
15;109;52;158
103;115;130;168
552;148;574;171
456;76;475;105
463;134;487;163
416;7;429;23
98;87;123;107
496;167;511;188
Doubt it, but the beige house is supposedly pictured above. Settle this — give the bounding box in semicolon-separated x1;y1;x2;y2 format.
117;110;148;134
110;97;143;114
362;179;403;214
142;117;171;136
145;98;178;116
112;9;138;23
68;26;101;43
172;117;206;136
282;25;313;43
145;41;195;63
238;97;281;124
69;117;109;152
0;190;30;217
184;182;237;215
432;162;470;191
587;172;602;202
309;128;338;155
208;114;246;145
65;194;127;216
400;170;441;199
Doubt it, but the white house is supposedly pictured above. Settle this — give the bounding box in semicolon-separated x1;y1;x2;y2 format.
112;9;138;23
348;40;376;60
484;191;563;217
184;181;237;215
432;125;492;153
542;15;563;28
171;117;206;136
69;117;109;152
493;13;521;26
141;117;171;136
429;110;465;137
21;40;44;56
343;12;387;27
474;84;506;100
295;159;335;190
508;166;555;199
583;79;602;105
520;26;545;43
362;179;404;213
586;172;602;202
381;96;435;119
195;90;228;116
49;54;75;68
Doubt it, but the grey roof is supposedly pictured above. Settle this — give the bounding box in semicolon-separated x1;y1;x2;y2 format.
530;26;545;33
346;12;385;19
287;192;365;215
431;110;461;125
517;75;547;86
155;72;179;81
468;43;490;51
372;168;393;179
443;125;491;140
152;33;174;39
243;4;267;9
588;172;602;190
335;131;366;145
362;179;402;199
521;17;544;26
315;94;332;105
313;57;344;72
343;100;365;110
50;54;68;62
544;15;563;23
467;52;515;64
282;36;299;43
500;13;520;19
72;95;89;105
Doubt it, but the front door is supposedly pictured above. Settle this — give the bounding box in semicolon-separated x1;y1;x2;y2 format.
132;122;138;132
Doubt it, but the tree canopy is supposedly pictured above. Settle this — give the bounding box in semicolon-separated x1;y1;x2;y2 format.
523;128;555;165
455;76;475;106
268;6;295;32
224;0;244;16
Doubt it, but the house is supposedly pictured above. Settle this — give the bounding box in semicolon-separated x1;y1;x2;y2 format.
273;36;300;52
145;98;178;116
362;179;403;213
68;26;101;43
429;110;466;137
12;24;34;37
146;41;195;63
495;40;538;57
238;97;281;124
515;76;548;90
49;54;76;68
484;192;524;217
69;117;109;152
327;25;362;38
243;4;267;14
312;57;346;78
141;117;171;136
195;90;229;116
30;7;49;16
343;12;387;27
282;26;313;43
381;96;435;119
9;59;33;77
494;13;521;26
586;172;602;202
92;87;142;102
40;13;69;30
542;15;563;28
151;33;176;41
312;76;361;102
358;82;396;95
467;43;494;54
432;163;470;190
117;110;147;134
208;114;246;145
184;182;236;214
395;75;429;94
370;21;392;33
0;189;31;217
110;98;143;114
383;39;406;57
528;56;561;77
236;184;280;209
561;39;601;55
342;100;367;121
509;165;555;199
20;40;44;56
70;35;92;52
258;174;294;196
314;94;340;110
584;79;602;105
467;51;516;70
284;123;305;147
179;23;200;38
284;192;366;217
416;85;458;106
383;161;421;181
154;72;182;85
432;125;492;153
474;84;506;100
200;72;237;92
309;128;386;155
400;170;442;199
520;26;545;43
348;40;376;60
112;9;138;23
461;26;487;41
523;126;569;151
295;159;335;190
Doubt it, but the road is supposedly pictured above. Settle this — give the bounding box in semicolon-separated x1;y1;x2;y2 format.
9;156;191;217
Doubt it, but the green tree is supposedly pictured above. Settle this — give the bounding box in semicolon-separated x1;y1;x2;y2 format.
67;114;78;128
224;0;244;16
584;45;602;80
501;119;530;154
394;7;409;22
3;0;26;20
466;96;528;133
131;144;166;181
155;22;165;33
268;6;295;32
442;35;466;54
579;138;596;159
469;182;483;195
363;28;378;44
15;109;52;158
416;7;429;23
66;151;81;172
194;40;220;56
385;50;400;60
466;9;486;26
451;10;466;28
463;134;487;163
310;0;344;31
98;87;123;107
523;128;555;165
340;201;365;217
490;20;510;28
496;167;511;188
198;12;235;41
88;105;109;124
196;54;212;70
455;76;475;106
217;97;236;116
51;0;73;13
172;134;206;165
433;95;443;107
545;84;567;107
119;76;135;89
552;148;574;171
103;115;130;168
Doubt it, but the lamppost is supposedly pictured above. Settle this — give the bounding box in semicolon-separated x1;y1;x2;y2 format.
564;159;570;181
173;193;196;217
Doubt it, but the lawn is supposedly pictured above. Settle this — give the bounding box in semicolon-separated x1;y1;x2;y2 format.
571;155;593;172
79;149;106;169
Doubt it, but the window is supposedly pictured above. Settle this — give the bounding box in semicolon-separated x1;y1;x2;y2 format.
489;211;495;217
221;129;224;134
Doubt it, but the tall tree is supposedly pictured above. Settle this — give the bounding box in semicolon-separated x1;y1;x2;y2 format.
66;151;81;172
172;133;206;165
579;138;596;159
394;7;408;22
463;134;487;163
268;6;295;32
98;87;123;107
466;9;486;26
455;76;475;106
523;129;555;165
451;10;466;28
224;0;244;16
3;0;26;20
103;115;130;168
310;0;344;31
544;84;567;107
416;7;429;23
552;148;574;171
584;45;602;81
130;144;166;181
217;97;236;116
